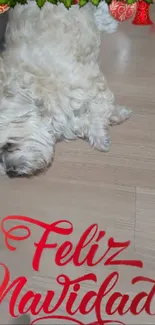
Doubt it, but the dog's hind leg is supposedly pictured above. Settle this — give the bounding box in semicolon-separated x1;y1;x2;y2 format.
84;72;132;151
88;121;111;152
86;76;114;152
109;105;132;126
87;99;113;152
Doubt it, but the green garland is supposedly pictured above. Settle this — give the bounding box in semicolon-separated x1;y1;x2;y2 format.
0;0;153;10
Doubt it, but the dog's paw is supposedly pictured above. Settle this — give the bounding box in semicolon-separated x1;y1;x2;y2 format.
89;132;111;152
110;106;132;125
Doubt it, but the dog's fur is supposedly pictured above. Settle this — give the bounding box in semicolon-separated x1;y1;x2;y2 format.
0;1;131;177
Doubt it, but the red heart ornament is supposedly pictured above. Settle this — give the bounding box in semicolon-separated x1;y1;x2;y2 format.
0;4;9;14
109;0;137;22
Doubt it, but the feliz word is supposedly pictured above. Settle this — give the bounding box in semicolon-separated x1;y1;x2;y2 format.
0;215;155;325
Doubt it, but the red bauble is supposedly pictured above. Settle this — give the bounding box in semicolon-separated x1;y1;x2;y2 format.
109;0;137;22
132;0;153;25
0;4;9;14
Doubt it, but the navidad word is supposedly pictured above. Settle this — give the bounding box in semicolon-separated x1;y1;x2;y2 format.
0;215;155;325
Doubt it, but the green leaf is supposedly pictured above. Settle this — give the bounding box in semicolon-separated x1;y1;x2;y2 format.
7;0;17;7
17;0;27;4
0;0;8;4
144;0;153;4
127;0;136;4
105;0;112;5
36;0;46;8
48;0;57;4
91;0;100;6
79;0;88;7
64;0;72;8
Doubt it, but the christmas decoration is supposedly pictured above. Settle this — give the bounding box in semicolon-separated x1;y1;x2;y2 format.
0;3;9;13
109;0;137;22
0;0;153;13
132;0;153;25
73;0;79;4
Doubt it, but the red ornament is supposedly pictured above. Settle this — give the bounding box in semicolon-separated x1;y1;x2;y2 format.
132;0;153;25
0;4;9;14
109;0;137;22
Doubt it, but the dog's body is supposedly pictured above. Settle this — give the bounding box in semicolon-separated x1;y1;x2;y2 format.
0;1;131;176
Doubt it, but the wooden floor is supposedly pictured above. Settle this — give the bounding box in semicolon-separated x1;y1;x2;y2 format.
0;7;155;325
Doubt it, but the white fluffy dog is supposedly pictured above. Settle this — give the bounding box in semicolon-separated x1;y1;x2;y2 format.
0;1;131;177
